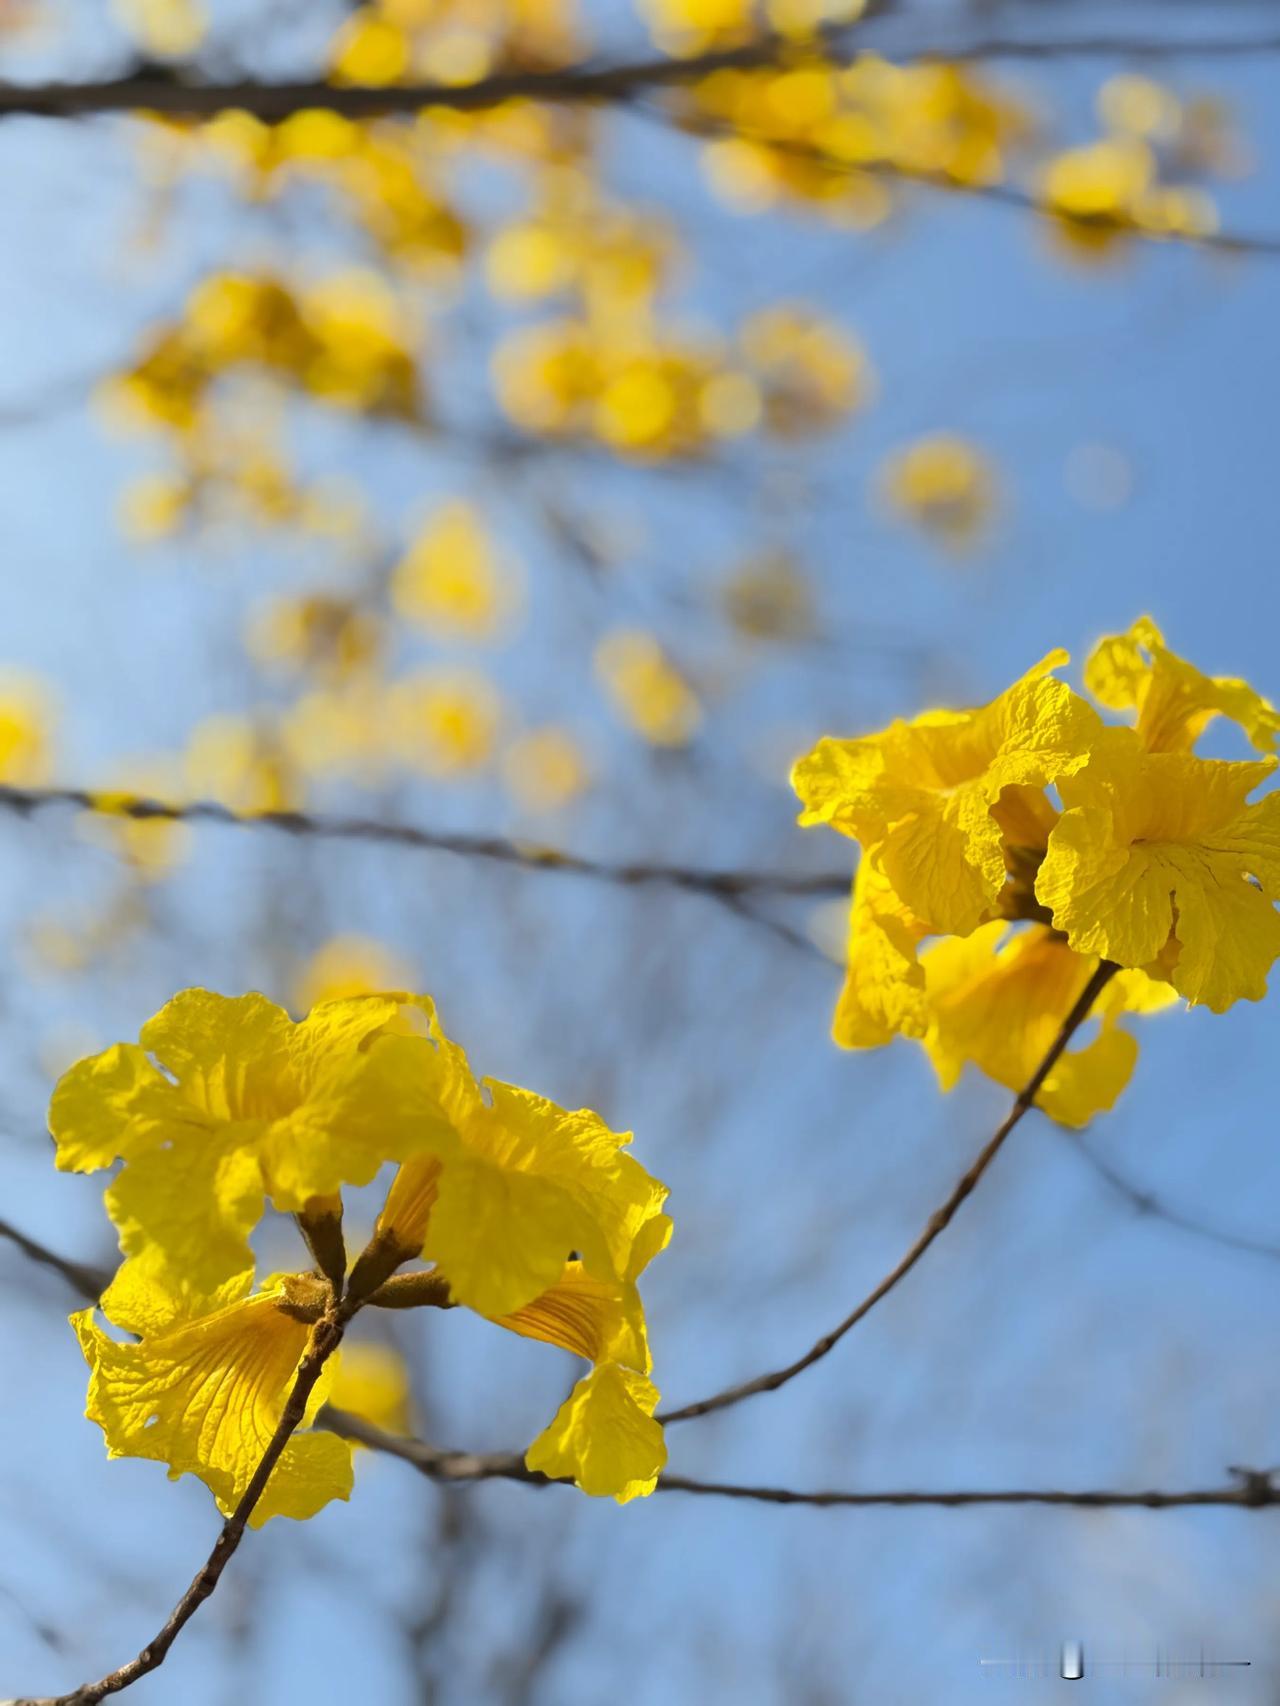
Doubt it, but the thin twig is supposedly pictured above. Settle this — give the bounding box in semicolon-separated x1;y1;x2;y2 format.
0;782;848;900
642;102;1280;260
1;22;1278;121
0;1219;108;1303
659;960;1120;1424
13;1312;348;1706
322;1410;1280;1511
1058;1127;1280;1264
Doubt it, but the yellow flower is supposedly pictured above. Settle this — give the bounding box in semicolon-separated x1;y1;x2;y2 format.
1036;737;1280;1013
0;670;55;784
502;726;590;813
352;1002;671;1499
73;1267;351;1525
369;1034;671;1321
1085;615;1280;757
280;684;390;782
391;501;516;642
292;935;414;1011
879;434;997;551
81;760;192;880
919;922;1175;1127
525;1363;664;1503
829;856;931;1049
184;714;296;814
49;989;438;1310
739;305;870;438
792;652;1102;937
113;0;206;56
594;629;702;747
328;1341;413;1438
387;668;502;777
246;593;384;684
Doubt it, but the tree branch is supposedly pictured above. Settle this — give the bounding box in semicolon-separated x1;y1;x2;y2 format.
0;23;1278;122
0;1219;108;1303
322;1409;1280;1511
0;781;848;900
659;959;1120;1424
641;101;1280;260
11;1311;348;1706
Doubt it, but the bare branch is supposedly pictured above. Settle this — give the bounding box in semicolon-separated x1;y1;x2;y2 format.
322;1410;1280;1511
1;22;1278;122
11;1310;349;1706
640;102;1280;260
659;960;1120;1424
1057;1126;1280;1264
0;781;848;901
0;1219;108;1303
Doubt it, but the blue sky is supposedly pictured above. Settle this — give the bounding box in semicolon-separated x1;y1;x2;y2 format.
0;4;1278;1703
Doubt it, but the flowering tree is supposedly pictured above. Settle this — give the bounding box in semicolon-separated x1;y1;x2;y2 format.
1;3;1279;1702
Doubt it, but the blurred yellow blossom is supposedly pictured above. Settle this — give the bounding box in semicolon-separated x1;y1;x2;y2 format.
392;501;517;642
1041;137;1218;257
81;761;191;880
595;630;702;747
693;55;1030;227
113;0;205;56
0;671;54;783
329;1342;413;1438
292;935;414;1011
281;686;391;783
503;726;590;813
247;594;384;684
879;433;997;551
118;470;192;540
388;668;502;776
720;551;815;642
740;305;870;437
184;714;297;814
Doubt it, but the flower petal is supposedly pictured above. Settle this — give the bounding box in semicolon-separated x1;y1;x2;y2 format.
73;1280;352;1523
524;1362;665;1503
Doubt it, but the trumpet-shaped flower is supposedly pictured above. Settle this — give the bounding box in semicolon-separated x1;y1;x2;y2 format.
830;857;931;1049
494;1258;665;1501
919;922;1176;1126
1085;614;1280;756
364;1005;671;1323
49;989;439;1310
792;652;1102;936
1037;739;1280;1011
73;1266;351;1525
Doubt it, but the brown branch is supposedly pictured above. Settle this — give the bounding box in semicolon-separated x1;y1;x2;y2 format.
0;20;872;120
640;101;1280;260
659;959;1120;1424
321;1409;1280;1511
0;1219;108;1303
0;20;1278;122
0;781;848;900
12;1311;348;1706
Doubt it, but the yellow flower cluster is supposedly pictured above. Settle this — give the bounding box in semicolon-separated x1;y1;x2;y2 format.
331;0;581;89
104;270;421;439
494;304;864;458
693;55;1031;227
1040;75;1229;258
793;618;1280;1124
54;988;670;1518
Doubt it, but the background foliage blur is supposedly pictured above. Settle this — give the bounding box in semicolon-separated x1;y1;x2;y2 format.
1;1;1279;1701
